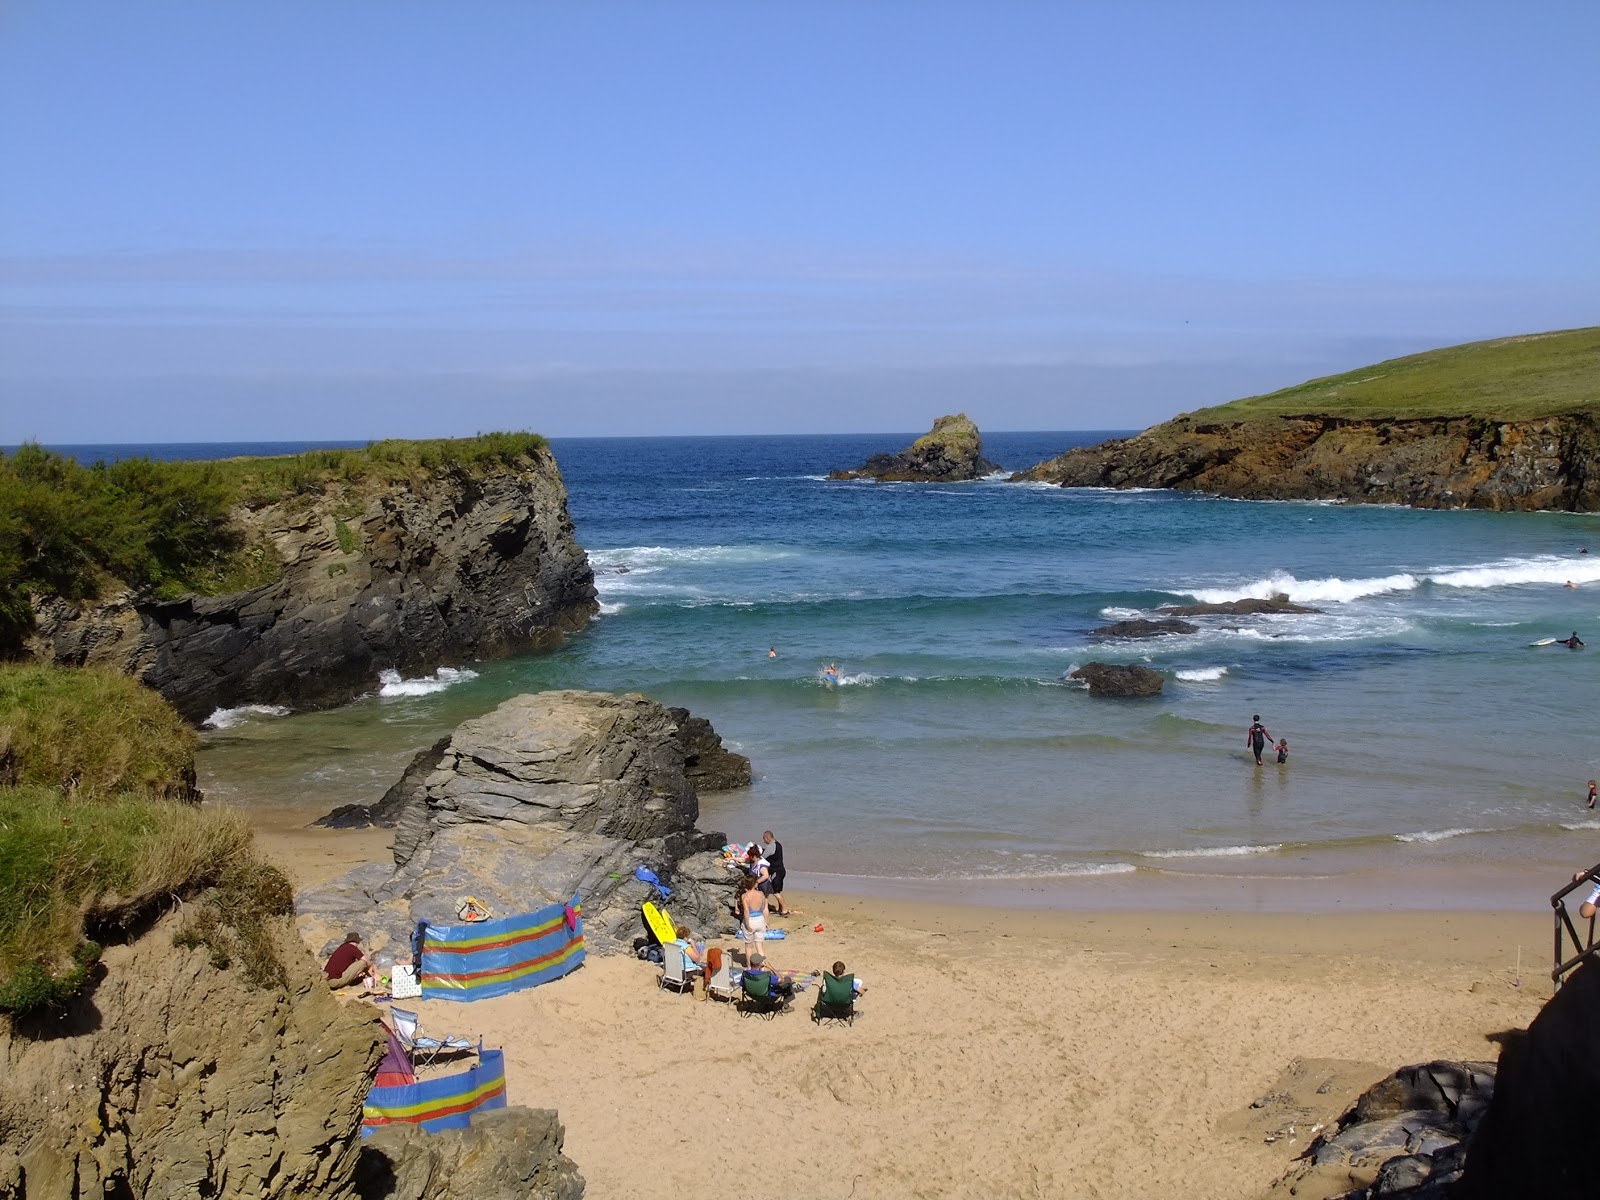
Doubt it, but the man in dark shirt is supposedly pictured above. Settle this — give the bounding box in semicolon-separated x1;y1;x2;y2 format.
1246;715;1272;765
762;830;792;916
324;931;371;988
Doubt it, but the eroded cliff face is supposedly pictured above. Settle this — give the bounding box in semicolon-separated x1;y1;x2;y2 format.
1014;414;1600;511
0;917;384;1200
25;448;597;722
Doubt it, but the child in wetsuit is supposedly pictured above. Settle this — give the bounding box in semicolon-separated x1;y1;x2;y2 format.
1588;780;1597;809
1275;738;1289;764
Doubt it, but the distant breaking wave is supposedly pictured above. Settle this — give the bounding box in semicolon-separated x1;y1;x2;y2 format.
377;666;479;697
1175;666;1229;682
1393;827;1488;844
1182;554;1600;606
1140;843;1284;859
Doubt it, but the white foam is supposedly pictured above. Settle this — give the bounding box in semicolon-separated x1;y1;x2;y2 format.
597;601;625;615
820;670;877;687
1175;666;1229;682
1429;555;1600;590
201;704;291;729
1140;843;1283;859
1560;819;1600;831
377;666;479;697
1393;827;1486;844
1099;606;1144;619
1185;571;1419;606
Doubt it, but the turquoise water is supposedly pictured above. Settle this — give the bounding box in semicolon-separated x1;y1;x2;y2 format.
194;433;1600;906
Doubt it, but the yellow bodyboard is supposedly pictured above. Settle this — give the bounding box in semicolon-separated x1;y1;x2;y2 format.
642;901;677;945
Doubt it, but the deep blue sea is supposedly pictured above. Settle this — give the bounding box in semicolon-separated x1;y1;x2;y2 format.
60;436;1600;910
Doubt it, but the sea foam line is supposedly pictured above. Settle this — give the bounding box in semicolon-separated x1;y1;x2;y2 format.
1393;827;1488;844
1175;666;1229;682
1182;554;1600;607
377;666;479;698
1139;843;1284;859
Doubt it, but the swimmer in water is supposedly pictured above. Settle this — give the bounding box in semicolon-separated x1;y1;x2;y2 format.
823;662;840;683
1566;580;1578;589
768;647;778;658
1557;631;1585;649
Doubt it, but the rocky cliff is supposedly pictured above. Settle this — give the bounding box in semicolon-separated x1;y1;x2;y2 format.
1013;414;1600;511
24;447;597;723
297;691;750;958
0;912;585;1200
829;413;1000;482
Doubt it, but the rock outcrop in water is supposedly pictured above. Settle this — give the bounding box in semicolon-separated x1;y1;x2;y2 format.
297;691;750;958
829;413;999;482
24;447;597;723
1091;618;1199;639
1159;595;1321;617
1070;662;1165;697
1012;415;1600;511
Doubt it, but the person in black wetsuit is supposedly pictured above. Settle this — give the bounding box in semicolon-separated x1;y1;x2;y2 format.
1246;714;1272;765
1558;631;1585;649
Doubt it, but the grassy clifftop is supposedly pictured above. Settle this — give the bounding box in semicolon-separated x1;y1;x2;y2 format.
0;665;291;1016
1192;326;1600;422
0;431;549;653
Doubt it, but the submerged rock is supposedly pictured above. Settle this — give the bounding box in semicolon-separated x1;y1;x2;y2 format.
296;691;752;957
1069;662;1165;697
1091;618;1199;639
1160;595;1322;617
829;413;999;482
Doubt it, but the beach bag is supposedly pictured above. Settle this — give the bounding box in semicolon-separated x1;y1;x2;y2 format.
390;963;421;1000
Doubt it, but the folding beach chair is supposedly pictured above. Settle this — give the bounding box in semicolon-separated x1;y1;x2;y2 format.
706;953;738;1003
390;1006;474;1067
738;970;784;1019
812;972;856;1026
658;943;700;994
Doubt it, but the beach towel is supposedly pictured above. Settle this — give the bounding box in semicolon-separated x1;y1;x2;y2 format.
736;927;786;940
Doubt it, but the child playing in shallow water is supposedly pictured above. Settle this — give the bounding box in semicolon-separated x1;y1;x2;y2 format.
1275;738;1289;764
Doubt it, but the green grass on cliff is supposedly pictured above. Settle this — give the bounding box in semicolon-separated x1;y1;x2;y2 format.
1191;327;1600;422
0;664;198;801
0;664;290;1015
0;431;547;652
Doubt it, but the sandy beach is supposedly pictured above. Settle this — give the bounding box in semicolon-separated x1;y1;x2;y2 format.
264;827;1550;1199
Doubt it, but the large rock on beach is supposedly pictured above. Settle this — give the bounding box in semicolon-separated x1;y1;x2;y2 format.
296;691;751;958
1091;618;1198;639
357;1107;584;1200
1070;662;1165;697
829;413;1000;482
25;446;597;723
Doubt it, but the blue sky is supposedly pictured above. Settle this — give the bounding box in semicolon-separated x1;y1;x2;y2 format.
2;2;1596;442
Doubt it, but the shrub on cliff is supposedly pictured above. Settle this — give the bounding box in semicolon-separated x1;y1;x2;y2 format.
0;664;197;800
0;444;244;652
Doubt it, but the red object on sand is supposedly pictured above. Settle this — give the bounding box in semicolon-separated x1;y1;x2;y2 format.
813;923;825;932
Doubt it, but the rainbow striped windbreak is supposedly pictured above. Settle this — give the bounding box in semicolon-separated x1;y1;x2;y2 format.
361;1048;507;1136
419;894;585;1001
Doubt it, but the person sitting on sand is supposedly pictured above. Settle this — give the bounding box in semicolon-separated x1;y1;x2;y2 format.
1275;738;1289;765
739;875;768;959
745;954;796;1004
323;931;372;989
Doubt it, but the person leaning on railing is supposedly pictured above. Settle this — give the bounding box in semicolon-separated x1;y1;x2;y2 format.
1569;870;1600;920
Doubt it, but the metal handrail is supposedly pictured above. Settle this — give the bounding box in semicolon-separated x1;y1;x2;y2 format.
1550;862;1600;986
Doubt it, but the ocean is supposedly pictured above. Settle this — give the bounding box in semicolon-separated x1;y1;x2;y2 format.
54;435;1600;911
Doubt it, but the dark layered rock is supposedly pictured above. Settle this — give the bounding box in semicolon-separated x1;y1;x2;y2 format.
0;913;385;1199
1453;958;1600;1200
1160;595;1322;616
667;707;753;791
25;447;597;723
829;413;1000;482
1091;618;1198;639
317;737;453;830
357;1107;584;1200
296;691;751;958
1268;1060;1495;1199
1012;414;1600;512
1069;662;1164;697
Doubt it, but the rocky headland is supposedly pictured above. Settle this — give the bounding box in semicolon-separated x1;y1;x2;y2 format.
1012;328;1600;511
829;413;999;482
298;691;751;958
21;439;596;723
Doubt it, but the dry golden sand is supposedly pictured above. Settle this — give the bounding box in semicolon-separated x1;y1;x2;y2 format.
262;822;1551;1200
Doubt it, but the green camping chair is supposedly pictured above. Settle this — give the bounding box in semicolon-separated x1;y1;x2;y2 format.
812;971;856;1026
738;969;784;1019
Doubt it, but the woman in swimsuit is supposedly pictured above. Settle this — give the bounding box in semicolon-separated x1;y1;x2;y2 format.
739;875;768;961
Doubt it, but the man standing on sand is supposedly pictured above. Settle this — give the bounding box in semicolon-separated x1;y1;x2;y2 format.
762;829;794;916
1246;714;1272;765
